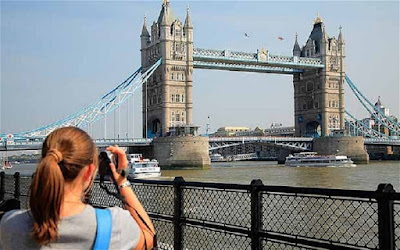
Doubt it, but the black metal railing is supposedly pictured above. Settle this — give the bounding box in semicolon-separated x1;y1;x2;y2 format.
0;172;399;250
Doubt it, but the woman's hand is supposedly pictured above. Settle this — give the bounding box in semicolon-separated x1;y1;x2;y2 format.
107;145;129;186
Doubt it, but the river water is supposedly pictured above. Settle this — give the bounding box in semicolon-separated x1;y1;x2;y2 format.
5;160;400;191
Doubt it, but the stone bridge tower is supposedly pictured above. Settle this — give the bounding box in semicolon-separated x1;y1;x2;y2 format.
140;0;193;137
293;15;345;137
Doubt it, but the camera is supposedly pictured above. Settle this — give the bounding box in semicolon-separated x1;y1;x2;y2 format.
98;151;118;178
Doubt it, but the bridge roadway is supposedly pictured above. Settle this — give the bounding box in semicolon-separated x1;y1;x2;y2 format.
0;136;399;151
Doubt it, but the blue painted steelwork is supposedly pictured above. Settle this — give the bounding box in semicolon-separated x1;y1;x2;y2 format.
193;48;324;73
364;138;400;145
2;52;399;145
1;59;162;140
345;75;400;136
209;136;313;151
194;61;303;74
345;111;388;138
1;135;400;152
0;138;153;151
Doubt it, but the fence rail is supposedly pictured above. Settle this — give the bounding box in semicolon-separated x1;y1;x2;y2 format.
0;172;399;250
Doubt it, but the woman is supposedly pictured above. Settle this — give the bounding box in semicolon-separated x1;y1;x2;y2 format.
0;127;155;249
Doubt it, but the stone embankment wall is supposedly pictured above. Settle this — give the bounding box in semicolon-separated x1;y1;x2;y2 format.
153;136;211;169
366;144;400;160
313;136;369;164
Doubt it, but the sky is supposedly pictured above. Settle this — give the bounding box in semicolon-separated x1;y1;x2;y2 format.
1;0;399;138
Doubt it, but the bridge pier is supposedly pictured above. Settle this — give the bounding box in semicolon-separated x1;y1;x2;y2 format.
313;136;369;164
277;149;293;164
153;136;210;169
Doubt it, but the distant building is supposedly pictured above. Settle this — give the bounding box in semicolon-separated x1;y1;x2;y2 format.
264;123;295;137
362;117;375;128
212;127;250;137
211;124;296;137
366;97;398;136
236;127;264;136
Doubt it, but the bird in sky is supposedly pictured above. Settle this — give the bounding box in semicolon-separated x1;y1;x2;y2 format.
244;33;250;38
278;36;284;41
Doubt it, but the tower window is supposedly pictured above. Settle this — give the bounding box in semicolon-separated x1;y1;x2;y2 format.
171;94;175;102
306;82;314;91
307;100;313;109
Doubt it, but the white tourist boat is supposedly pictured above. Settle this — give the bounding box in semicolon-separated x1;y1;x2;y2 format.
210;153;226;162
285;152;355;167
127;154;161;178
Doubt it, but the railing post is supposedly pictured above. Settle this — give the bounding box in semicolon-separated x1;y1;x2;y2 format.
376;183;395;250
13;172;20;200
0;172;5;201
173;176;184;250
250;179;263;250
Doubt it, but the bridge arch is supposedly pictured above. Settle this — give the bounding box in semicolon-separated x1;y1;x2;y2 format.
151;119;162;137
305;121;321;138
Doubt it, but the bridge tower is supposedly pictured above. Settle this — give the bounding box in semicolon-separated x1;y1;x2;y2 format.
141;0;193;137
293;15;345;137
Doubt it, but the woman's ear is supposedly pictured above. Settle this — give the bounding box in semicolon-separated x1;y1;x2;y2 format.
84;163;96;182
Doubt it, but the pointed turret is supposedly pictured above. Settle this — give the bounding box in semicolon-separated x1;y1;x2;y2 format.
141;15;150;37
309;13;326;43
338;26;344;44
375;96;382;107
314;13;323;25
160;7;169;26
158;0;175;26
141;15;151;49
293;32;301;57
184;6;193;28
302;13;328;56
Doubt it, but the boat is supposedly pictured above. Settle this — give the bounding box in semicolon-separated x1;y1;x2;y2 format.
127;154;161;178
210;153;259;162
1;161;13;170
210;153;226;162
285;152;355;167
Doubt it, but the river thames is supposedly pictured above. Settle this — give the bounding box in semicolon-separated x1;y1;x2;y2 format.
5;160;399;191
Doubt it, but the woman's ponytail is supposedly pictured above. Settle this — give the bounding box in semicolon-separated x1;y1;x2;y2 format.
29;149;65;245
28;127;97;246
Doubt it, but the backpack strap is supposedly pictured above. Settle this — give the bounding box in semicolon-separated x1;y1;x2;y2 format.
94;208;112;250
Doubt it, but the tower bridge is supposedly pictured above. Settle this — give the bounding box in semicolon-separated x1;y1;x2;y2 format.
1;0;400;165
140;1;346;139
